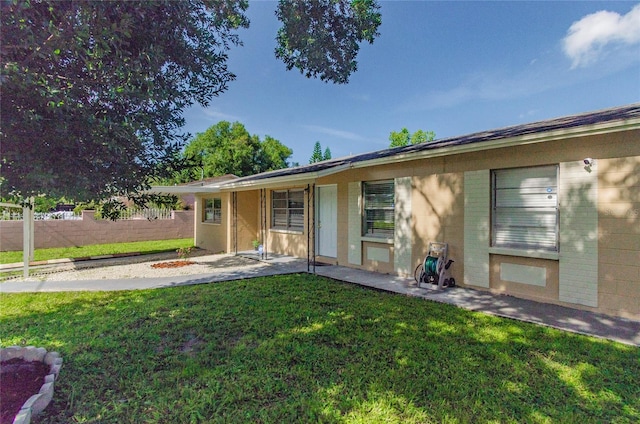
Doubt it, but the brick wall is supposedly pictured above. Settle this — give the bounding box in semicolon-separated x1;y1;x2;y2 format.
0;210;194;251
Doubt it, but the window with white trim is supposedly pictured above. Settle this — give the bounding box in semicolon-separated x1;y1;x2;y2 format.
362;180;395;238
271;189;304;231
492;165;558;251
203;198;222;224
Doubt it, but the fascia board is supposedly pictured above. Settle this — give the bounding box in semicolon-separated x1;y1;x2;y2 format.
219;163;353;191
219;175;317;191
316;163;352;178
350;118;640;170
147;185;222;194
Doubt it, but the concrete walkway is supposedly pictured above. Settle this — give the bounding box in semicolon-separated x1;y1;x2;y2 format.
2;254;638;346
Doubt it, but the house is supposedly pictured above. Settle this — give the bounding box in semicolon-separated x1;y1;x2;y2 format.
152;104;640;320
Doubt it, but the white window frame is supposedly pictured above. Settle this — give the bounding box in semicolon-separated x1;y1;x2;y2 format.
271;189;304;232
203;198;222;224
362;180;395;239
491;165;559;252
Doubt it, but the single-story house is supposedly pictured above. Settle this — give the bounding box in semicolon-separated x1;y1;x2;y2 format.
152;104;640;320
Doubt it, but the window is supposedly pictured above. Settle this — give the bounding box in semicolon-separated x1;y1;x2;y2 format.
363;180;395;238
271;189;304;231
203;198;222;224
492;165;558;251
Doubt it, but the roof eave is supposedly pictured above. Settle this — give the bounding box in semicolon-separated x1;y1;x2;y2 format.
147;185;222;194
149;114;640;193
351;116;640;170
218;163;352;191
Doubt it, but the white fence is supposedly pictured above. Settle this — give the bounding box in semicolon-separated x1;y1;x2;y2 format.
116;208;175;220
0;210;82;221
0;208;175;221
0;210;194;250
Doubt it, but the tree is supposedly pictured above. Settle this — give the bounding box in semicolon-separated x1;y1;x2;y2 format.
275;0;382;84
410;129;436;145
259;136;294;172
389;128;436;147
323;147;332;161
389;128;411;148
309;141;324;164
1;1;381;203
1;1;249;201
180;121;292;181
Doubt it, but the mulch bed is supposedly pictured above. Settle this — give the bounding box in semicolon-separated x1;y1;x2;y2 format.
0;359;50;424
150;260;195;269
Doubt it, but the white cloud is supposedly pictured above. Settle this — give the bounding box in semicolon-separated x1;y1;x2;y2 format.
202;108;243;122
563;4;640;68
302;124;367;142
409;69;549;110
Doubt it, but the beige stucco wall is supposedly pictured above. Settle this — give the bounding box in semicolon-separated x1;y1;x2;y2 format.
235;190;260;252
598;156;640;319
265;187;310;258
0;210;194;251
315;159;466;278
490;255;560;303
194;194;228;253
411;172;464;283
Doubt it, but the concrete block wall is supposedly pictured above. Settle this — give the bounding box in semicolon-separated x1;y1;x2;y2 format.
598;156;640;320
0;210;194;251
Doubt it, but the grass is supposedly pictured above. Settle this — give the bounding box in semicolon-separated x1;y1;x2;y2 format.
0;238;194;264
1;274;638;423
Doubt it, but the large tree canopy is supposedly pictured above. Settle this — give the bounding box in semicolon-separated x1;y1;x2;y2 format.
275;0;382;84
1;0;380;202
180;121;292;181
1;0;249;200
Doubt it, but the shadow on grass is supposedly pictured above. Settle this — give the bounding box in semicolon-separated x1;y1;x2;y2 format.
1;274;638;423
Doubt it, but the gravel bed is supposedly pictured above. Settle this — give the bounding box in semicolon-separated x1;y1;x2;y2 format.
11;253;266;282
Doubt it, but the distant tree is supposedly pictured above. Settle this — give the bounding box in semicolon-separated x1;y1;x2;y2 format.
310;142;324;163
323;147;332;161
181;121;292;181
259;136;294;172
275;0;382;84
389;128;411;148
389;128;435;147
410;129;436;145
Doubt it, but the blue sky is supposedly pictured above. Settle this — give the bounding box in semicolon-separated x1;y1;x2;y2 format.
183;1;640;166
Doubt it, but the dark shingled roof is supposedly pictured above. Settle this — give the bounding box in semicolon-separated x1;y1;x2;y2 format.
180;174;238;186
230;103;640;184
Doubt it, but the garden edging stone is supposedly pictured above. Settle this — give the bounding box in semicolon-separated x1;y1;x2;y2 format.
0;346;62;424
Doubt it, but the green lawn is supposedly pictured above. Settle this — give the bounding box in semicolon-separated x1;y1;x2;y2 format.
0;238;194;264
1;274;638;423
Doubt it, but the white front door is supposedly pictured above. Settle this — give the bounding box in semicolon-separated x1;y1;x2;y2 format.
317;185;337;258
